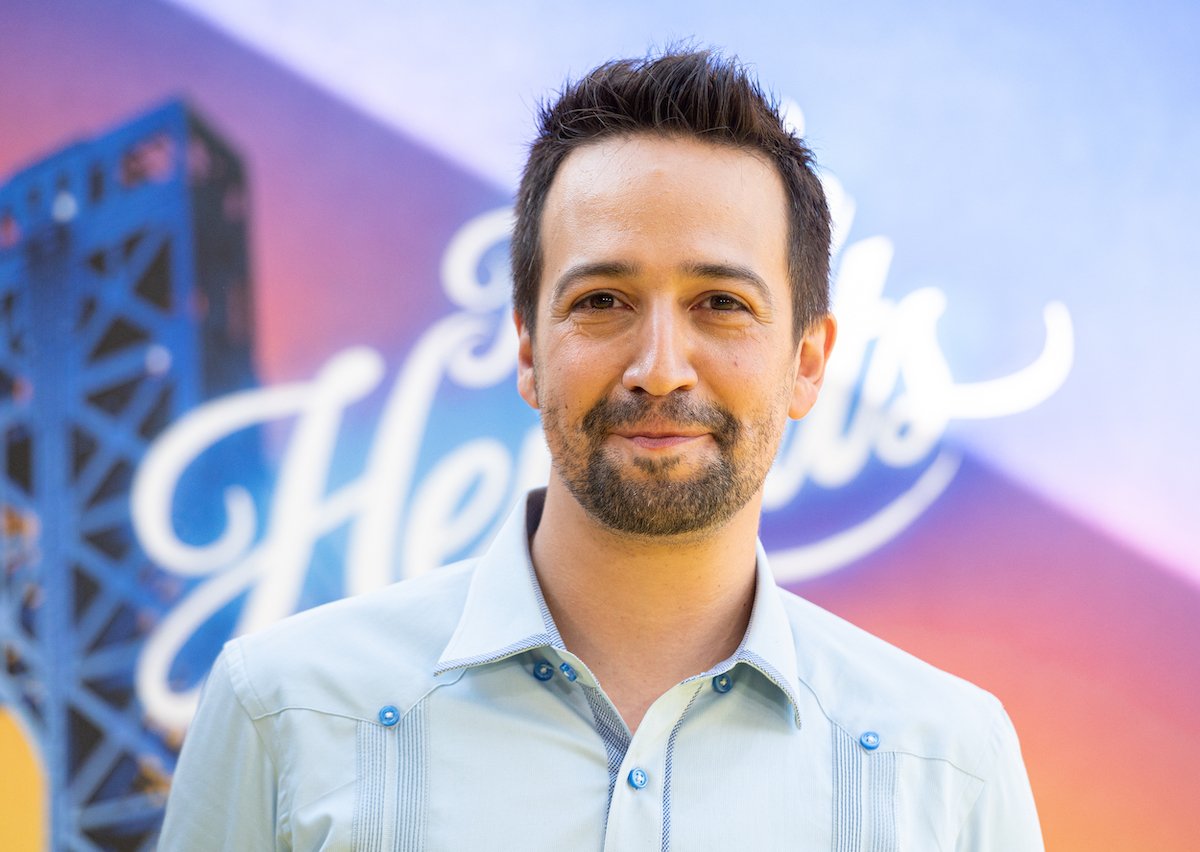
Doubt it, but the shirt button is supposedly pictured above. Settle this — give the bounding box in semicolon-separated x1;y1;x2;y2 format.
711;673;733;693
627;768;649;789
859;731;880;751
559;662;578;682
532;661;554;681
378;705;400;727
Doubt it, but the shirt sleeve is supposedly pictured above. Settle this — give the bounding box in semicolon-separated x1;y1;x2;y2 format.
956;707;1044;852
158;644;281;850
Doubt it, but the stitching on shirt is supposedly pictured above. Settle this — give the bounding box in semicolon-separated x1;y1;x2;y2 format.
352;705;430;851
433;632;560;676
230;675;448;732
522;554;566;649
827;717;995;781
396;701;428;852
352;720;386;851
520;488;567;647
868;750;898;852
737;650;804;728
582;685;631;825
832;724;862;852
660;684;702;852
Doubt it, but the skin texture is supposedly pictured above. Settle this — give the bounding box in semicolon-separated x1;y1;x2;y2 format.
516;134;836;731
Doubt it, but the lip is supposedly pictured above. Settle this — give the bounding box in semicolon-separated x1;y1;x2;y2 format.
610;427;709;449
623;434;704;449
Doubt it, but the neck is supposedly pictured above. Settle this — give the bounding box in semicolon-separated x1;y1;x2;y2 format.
529;477;760;732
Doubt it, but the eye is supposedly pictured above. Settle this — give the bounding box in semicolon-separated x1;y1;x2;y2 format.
573;292;620;311
701;293;748;312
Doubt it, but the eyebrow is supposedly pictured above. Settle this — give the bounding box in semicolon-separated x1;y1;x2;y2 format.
549;261;637;306
549;260;775;307
684;262;775;307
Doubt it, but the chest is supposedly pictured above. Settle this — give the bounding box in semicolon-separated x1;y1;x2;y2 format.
272;665;977;851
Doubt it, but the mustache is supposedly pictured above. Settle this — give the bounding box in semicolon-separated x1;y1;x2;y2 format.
581;393;739;450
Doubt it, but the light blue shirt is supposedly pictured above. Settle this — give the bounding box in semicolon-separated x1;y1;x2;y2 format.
161;489;1043;850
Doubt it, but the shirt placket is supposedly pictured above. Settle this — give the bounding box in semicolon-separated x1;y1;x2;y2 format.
601;680;705;852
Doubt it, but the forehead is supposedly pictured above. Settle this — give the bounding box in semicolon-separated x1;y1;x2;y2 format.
538;134;790;297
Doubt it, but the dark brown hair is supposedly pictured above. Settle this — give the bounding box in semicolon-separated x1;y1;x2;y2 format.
511;49;831;340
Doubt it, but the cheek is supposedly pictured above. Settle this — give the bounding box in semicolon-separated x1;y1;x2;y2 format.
721;360;795;429
697;342;786;395
533;363;589;419
546;341;620;390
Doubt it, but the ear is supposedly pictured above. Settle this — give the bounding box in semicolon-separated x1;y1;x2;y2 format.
515;309;539;410
789;313;837;420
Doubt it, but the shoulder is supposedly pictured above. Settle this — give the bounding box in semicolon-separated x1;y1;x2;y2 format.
217;560;476;724
778;587;1010;776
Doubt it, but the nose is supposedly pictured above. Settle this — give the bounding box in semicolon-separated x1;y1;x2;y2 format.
621;304;698;396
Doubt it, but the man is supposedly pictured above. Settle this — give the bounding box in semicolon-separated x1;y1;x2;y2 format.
161;50;1043;850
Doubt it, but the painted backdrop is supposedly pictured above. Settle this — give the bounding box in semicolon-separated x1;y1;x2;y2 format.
1;1;1198;849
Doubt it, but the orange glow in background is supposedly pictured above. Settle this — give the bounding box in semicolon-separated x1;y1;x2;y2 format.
0;708;45;851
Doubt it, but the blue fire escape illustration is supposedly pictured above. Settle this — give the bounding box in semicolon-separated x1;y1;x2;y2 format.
0;101;259;850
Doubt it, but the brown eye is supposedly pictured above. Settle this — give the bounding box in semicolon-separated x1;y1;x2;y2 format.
706;294;746;311
578;293;617;310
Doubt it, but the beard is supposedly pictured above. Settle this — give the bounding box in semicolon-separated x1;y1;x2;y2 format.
542;391;777;537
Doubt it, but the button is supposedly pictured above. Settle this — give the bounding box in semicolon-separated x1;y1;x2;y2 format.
559;662;578;682
627;768;648;789
533;660;554;681
859;731;880;750
711;673;733;693
378;705;400;727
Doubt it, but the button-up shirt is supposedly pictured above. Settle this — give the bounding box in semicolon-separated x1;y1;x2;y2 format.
161;489;1043;850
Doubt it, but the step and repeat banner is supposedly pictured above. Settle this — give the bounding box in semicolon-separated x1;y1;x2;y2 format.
2;0;1197;849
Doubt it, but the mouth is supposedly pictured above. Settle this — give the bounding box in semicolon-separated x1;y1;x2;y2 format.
610;426;710;450
582;394;738;453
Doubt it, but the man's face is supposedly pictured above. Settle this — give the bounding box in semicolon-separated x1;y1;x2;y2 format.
517;134;833;537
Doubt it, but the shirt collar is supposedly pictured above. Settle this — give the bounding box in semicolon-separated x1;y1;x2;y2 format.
435;489;804;727
723;539;804;728
436;490;562;674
